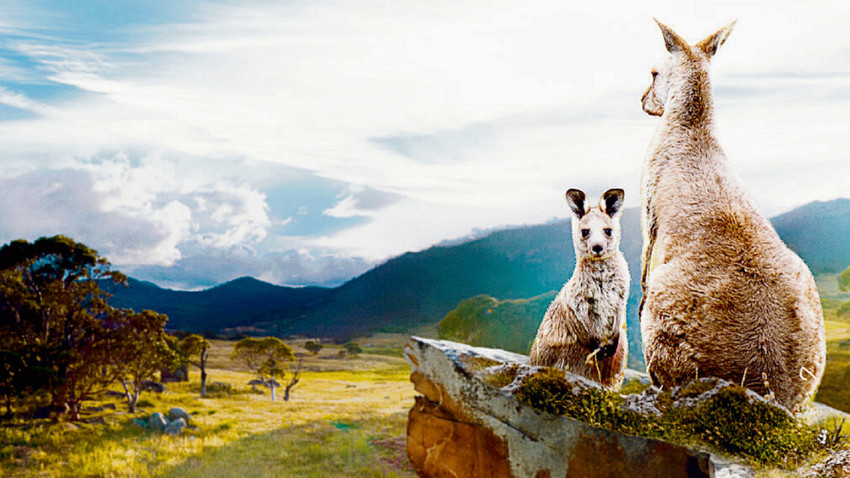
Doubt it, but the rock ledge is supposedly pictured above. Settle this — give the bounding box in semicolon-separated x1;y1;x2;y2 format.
404;336;849;478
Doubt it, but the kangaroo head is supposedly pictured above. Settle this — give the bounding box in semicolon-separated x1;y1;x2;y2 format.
641;19;736;117
566;188;625;260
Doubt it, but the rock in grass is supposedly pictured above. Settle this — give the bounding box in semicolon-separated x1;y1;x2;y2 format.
149;412;168;432
168;407;190;425
133;418;149;429
165;418;187;436
141;380;166;394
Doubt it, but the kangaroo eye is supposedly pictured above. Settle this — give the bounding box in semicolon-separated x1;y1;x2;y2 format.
604;228;612;237
581;229;590;238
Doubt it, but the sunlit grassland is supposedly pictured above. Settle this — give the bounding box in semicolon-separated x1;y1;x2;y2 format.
814;273;850;413
0;337;418;478
2;279;849;477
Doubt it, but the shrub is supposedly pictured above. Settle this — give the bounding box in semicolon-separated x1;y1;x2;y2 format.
205;382;235;397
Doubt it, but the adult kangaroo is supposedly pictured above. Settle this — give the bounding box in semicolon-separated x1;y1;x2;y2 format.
639;20;825;412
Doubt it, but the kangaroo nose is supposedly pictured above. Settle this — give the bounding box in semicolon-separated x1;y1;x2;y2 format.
592;245;603;254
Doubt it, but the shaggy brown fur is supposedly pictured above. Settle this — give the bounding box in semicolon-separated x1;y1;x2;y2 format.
529;189;630;389
639;20;825;412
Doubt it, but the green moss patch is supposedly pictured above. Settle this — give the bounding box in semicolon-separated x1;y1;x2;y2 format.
459;355;502;373
510;369;832;470
667;386;819;466
618;377;652;396
478;363;522;389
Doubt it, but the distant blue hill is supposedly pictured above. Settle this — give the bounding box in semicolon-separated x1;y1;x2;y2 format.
107;276;333;334
109;199;850;357
770;198;850;273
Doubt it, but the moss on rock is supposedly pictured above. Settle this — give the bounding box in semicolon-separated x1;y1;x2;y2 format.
508;368;829;469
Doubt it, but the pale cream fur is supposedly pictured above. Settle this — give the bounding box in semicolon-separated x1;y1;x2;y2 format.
529;189;630;389
639;20;825;412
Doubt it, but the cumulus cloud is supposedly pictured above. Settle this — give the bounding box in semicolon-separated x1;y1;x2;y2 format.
0;167;189;265
0;154;278;268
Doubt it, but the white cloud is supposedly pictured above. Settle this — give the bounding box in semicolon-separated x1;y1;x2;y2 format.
323;185;403;218
0;0;849;286
192;184;271;248
0;154;278;268
0;168;187;266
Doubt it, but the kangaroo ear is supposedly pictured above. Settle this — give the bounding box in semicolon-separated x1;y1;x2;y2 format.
654;18;688;54
601;189;625;217
697;20;736;57
566;189;587;219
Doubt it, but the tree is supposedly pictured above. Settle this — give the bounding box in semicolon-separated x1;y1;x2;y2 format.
344;342;363;357
0;236;126;419
0;349;25;416
303;340;323;355
232;337;294;401
179;334;211;397
108;309;177;413
283;358;302;402
839;265;850;292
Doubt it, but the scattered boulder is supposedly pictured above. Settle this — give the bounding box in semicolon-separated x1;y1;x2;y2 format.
104;390;125;399
134;409;195;436
161;363;189;382
141;380;166;394
148;412;168;432
165;417;187;436
168;407;191;425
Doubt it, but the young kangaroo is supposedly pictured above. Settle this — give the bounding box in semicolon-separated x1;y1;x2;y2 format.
639;20;825;412
529;188;630;389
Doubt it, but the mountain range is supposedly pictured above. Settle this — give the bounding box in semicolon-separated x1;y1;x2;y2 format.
109;198;850;349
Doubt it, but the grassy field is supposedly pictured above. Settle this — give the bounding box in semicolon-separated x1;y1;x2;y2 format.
814;273;850;412
2;283;849;477
0;336;419;478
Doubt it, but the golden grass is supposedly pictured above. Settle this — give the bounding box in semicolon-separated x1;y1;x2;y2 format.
0;339;417;478
2;286;849;477
815;274;850;414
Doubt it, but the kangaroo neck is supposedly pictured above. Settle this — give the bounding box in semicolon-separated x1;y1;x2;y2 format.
660;69;716;136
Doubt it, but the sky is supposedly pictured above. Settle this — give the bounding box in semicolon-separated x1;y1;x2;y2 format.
0;0;848;290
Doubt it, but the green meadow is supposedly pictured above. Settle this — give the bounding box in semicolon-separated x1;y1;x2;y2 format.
0;335;418;478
